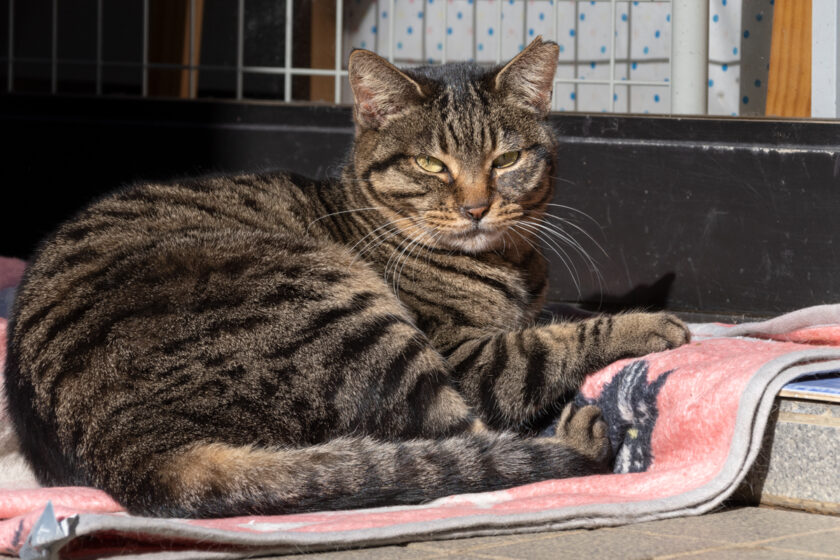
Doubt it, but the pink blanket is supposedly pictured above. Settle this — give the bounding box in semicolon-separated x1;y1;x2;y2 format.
2;257;840;559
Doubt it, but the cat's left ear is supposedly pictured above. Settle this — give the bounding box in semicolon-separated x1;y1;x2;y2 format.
493;37;559;117
348;49;426;130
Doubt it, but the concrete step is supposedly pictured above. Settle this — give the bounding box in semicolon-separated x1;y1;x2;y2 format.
735;376;840;514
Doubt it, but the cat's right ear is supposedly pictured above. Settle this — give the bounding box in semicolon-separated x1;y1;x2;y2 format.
348;49;426;130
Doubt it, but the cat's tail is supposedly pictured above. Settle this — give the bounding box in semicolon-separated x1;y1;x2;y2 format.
115;416;610;517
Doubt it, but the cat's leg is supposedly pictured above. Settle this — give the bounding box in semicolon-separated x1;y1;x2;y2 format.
444;313;690;431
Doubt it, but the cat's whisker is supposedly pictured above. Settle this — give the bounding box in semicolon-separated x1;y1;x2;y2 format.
532;219;595;262
546;174;577;187
531;219;606;291
542;212;608;258
396;229;432;296
305;206;385;233
392;233;420;296
383;227;418;292
508;224;542;261
542;203;602;225
515;221;582;295
503;230;521;260
351;226;397;266
351;217;417;265
348;217;414;260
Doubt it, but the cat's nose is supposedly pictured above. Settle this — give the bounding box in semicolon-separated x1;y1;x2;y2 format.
462;204;489;222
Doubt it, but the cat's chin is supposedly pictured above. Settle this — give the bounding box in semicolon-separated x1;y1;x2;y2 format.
442;229;506;254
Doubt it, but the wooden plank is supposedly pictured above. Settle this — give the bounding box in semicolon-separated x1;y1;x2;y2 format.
148;0;205;99
766;0;811;116
309;0;336;102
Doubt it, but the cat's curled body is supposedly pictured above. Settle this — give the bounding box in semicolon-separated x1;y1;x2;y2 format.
4;39;689;517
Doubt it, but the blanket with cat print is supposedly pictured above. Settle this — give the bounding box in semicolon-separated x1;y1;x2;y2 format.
2;256;840;559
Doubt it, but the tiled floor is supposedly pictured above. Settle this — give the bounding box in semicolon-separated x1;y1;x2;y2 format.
257;507;840;560
0;507;836;558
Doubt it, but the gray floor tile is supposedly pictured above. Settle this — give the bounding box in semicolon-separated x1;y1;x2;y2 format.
405;533;535;554
255;545;444;560
626;507;840;544
764;528;840;557
677;545;834;559
455;526;712;560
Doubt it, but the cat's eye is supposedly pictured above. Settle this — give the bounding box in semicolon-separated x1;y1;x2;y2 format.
492;151;520;169
415;155;446;173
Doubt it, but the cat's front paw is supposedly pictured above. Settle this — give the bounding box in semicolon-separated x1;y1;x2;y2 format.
609;312;691;358
553;403;612;468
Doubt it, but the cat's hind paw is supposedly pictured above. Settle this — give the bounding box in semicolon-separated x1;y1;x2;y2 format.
553;403;612;468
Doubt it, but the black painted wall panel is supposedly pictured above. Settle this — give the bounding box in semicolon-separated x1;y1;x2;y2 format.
1;95;838;317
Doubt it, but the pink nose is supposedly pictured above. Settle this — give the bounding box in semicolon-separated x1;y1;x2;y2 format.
462;204;489;221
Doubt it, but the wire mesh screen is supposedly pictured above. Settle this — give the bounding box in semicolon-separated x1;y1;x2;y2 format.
1;0;687;114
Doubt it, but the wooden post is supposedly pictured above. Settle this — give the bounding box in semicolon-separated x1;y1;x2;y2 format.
148;0;205;98
310;0;336;102
766;0;811;117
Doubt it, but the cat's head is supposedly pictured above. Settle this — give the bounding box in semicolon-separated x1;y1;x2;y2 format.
348;38;559;253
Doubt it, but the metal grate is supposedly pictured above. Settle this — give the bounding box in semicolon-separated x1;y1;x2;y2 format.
1;0;710;114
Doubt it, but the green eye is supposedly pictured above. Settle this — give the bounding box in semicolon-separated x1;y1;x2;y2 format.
415;155;446;173
492;151;520;169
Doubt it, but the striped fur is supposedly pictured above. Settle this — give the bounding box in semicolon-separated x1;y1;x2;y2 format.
4;39;689;517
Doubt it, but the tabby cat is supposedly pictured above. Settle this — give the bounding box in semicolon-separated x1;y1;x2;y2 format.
4;38;689;518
